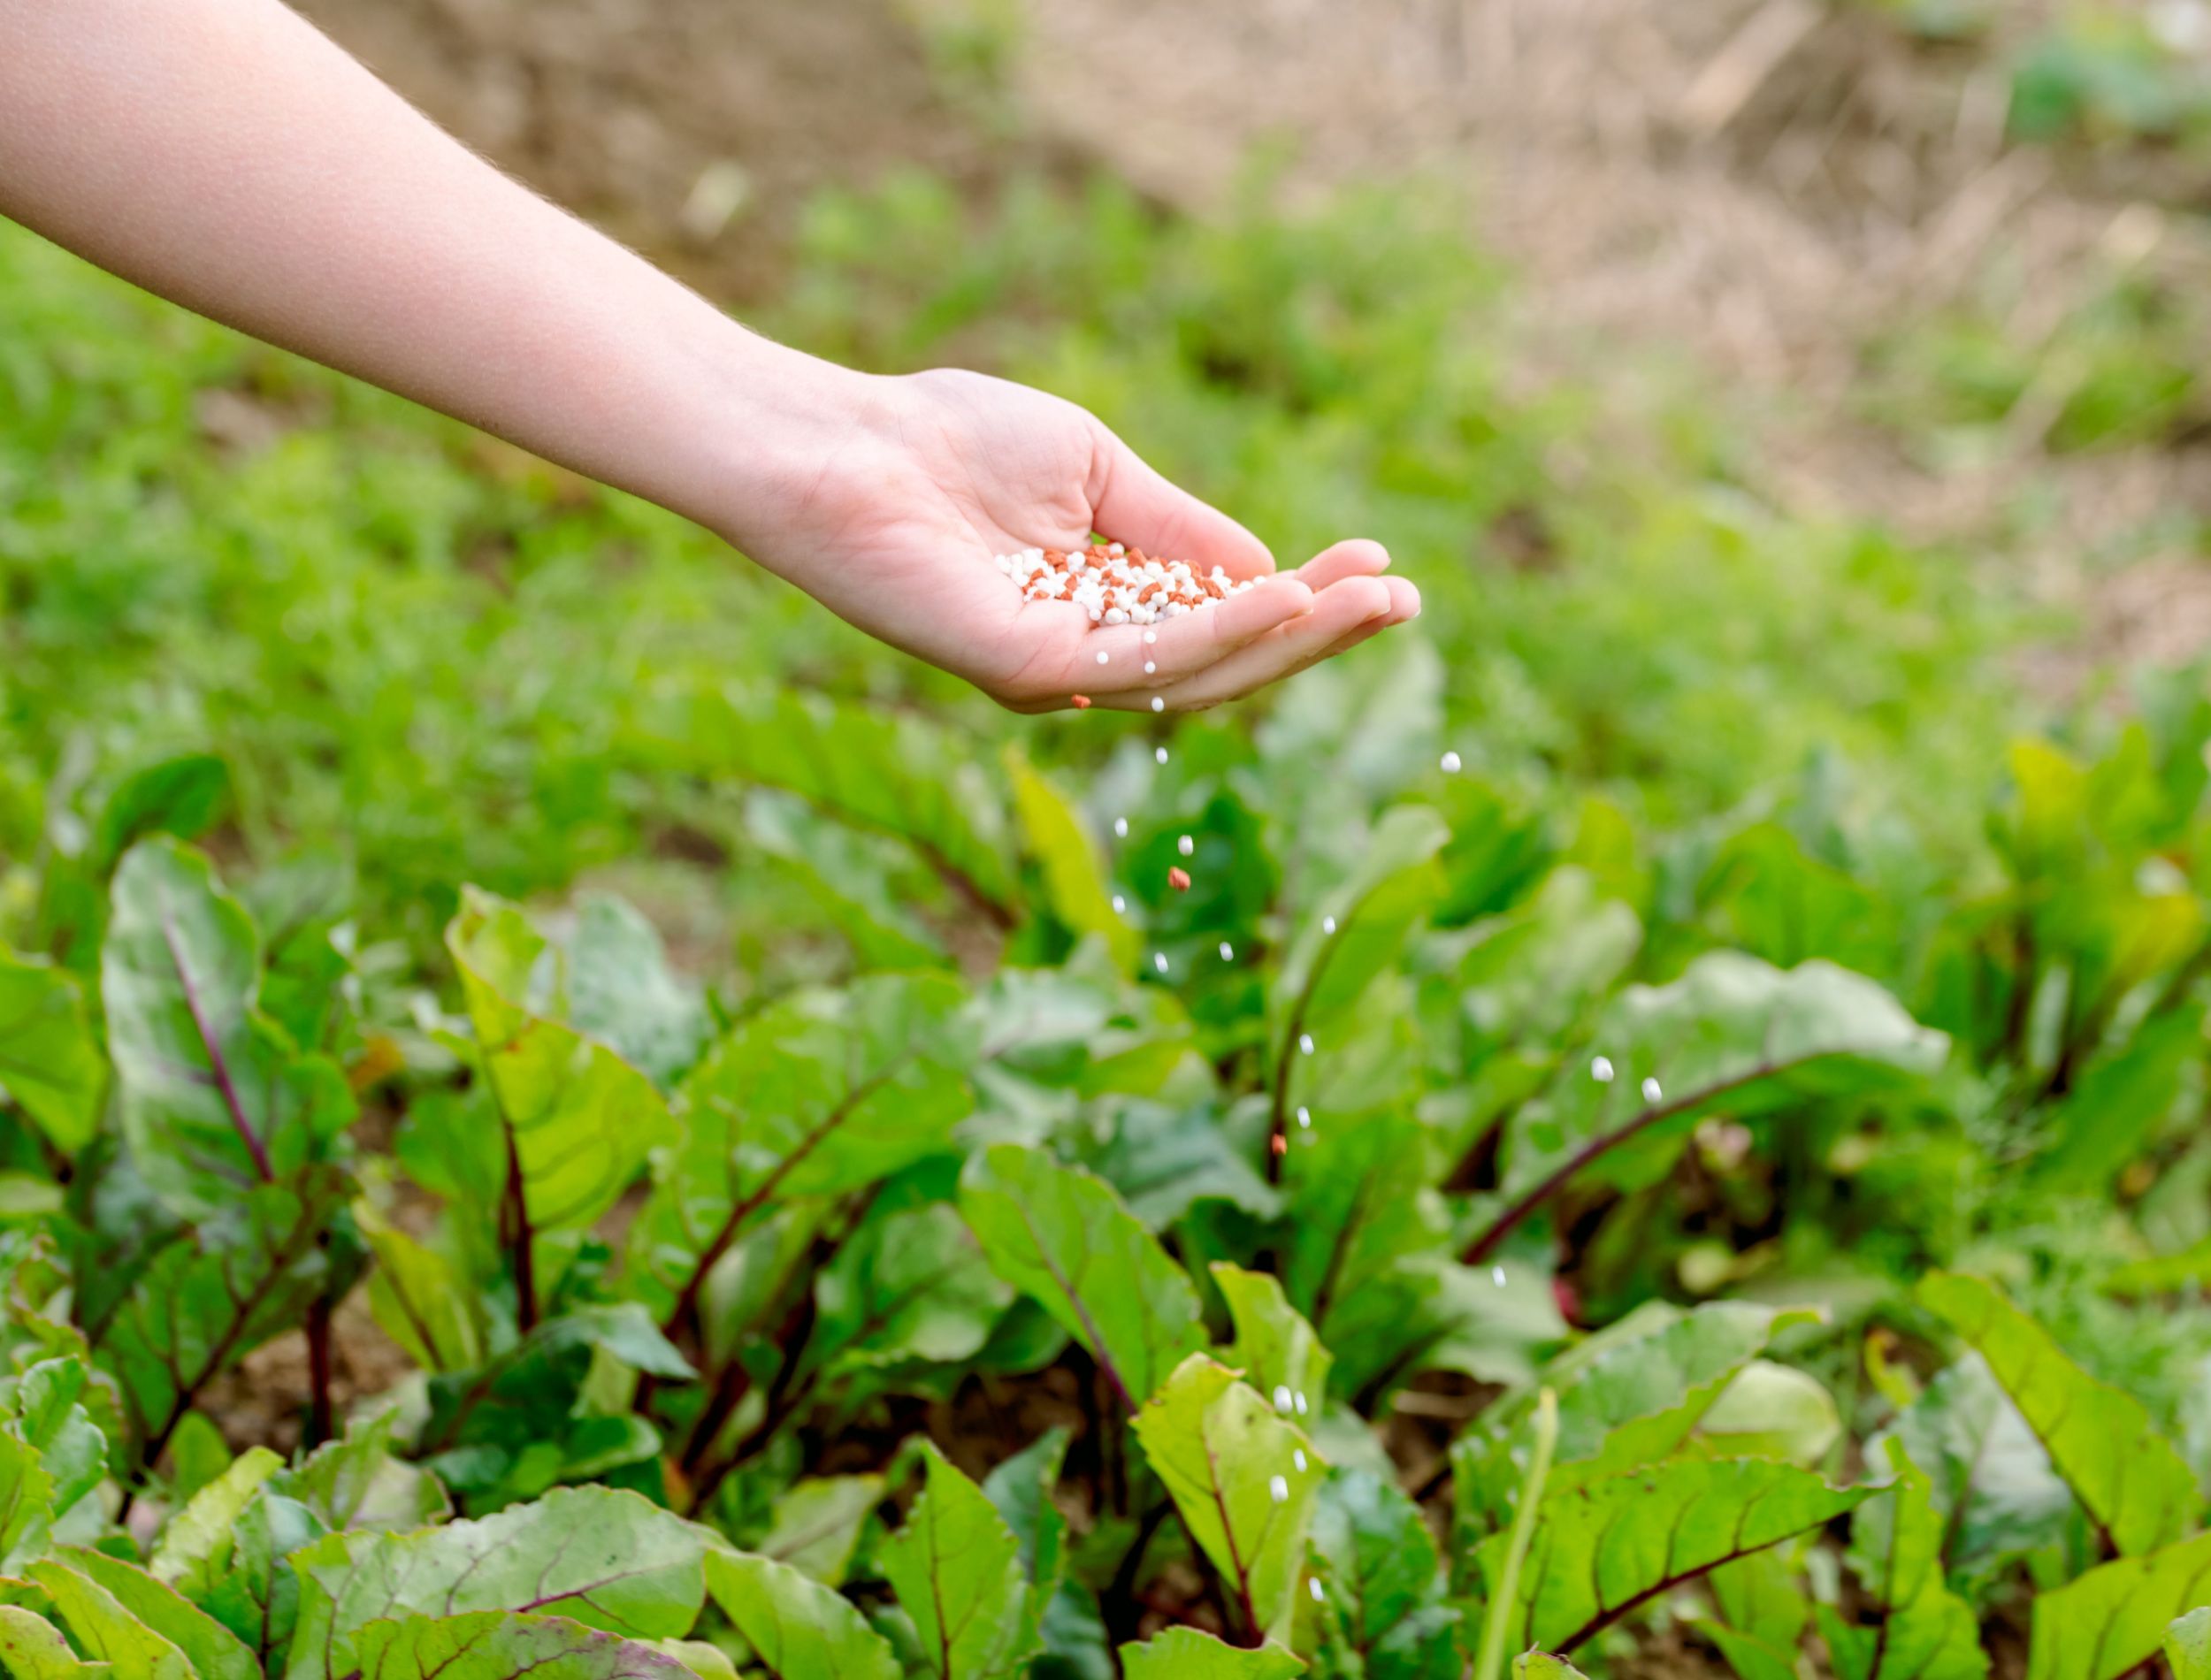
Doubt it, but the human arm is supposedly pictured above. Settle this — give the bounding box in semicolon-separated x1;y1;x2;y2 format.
0;0;1417;708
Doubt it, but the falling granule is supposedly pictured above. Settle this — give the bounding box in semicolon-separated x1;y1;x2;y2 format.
1177;835;1195;857
1151;696;1166;713
1309;1578;1324;1604
1153;952;1169;974
1219;942;1234;960
1144;661;1158;675
1322;915;1337;935
1641;1076;1664;1103
1296;1105;1311;1128
1441;750;1463;774
1155;746;1169;765
1293;1449;1307;1472
1112;894;1127;914
1270;1134;1287;1157
1293;1392;1308;1416
1591;1055;1616;1083
1143;630;1159;645
1273;1385;1293;1414
1491;1265;1507;1288
1168;867;1191;892
1070;695;1091;709
1298;1033;1315;1055
1096;650;1110;666
1269;1475;1289;1504
1113;817;1128;838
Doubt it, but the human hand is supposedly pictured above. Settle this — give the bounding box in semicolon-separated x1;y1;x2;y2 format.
736;367;1420;713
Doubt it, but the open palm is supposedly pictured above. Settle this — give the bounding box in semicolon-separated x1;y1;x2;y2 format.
746;368;1419;712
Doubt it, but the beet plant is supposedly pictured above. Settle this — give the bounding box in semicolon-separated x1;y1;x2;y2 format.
2;668;2211;1678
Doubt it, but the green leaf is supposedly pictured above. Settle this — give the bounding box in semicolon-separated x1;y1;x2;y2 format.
960;1145;1203;1414
1214;1264;1332;1418
102;840;354;1216
980;1428;1070;1600
1472;956;1945;1260
1007;752;1136;970
1130;1354;1325;1646
284;1486;717;1680
2026;1530;2211;1680
567;895;712;1090
27;1561;192;1680
149;1446;282;1592
631;974;972;1333
1819;1440;1987;1680
0;1427;56;1571
1512;1658;1590;1680
4;1358;110;1522
702;1550;899;1680
1452;1303;1809;1539
40;1550;257;1680
1119;1628;1304;1679
1274;806;1450;1050
1878;1353;2072;1597
807;1203;1011;1378
1918;1271;2193;1556
1473;1457;1882;1655
757;1475;884;1586
1311;1469;1452;1672
448;889;674;1241
0;1606;106;1680
188;1486;325;1664
357;1204;483;1374
91;1172;348;1467
353;1612;698;1680
1281;1111;1446;1382
641;683;1015;911
2169;1608;2211;1679
1083;1103;1281;1229
0;949;103;1154
92;757;231;874
1696;1620;1801;1680
882;1442;1035;1680
1696;1361;1842;1468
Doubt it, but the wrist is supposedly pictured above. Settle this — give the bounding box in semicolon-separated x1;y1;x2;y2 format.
665;326;898;569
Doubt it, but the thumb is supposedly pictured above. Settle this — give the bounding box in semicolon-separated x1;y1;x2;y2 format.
1086;424;1275;581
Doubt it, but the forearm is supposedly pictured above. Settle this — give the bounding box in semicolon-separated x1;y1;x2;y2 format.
0;0;856;546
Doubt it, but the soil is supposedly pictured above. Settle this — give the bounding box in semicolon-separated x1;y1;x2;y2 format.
292;0;1022;302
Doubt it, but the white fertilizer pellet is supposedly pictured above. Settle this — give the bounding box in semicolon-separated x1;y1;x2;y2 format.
1322;915;1336;935
1591;1055;1616;1082
994;542;1259;627
1298;1033;1315;1056
1112;894;1126;913
1269;1475;1289;1504
1096;650;1110;665
1151;697;1165;713
1296;1106;1310;1128
1441;750;1463;774
1310;1579;1325;1603
1153;952;1169;974
1155;746;1168;764
1113;817;1128;837
1293;1392;1308;1416
1144;661;1158;675
1641;1076;1664;1103
1293;1448;1307;1471
1273;1385;1293;1414
1220;942;1234;960
1177;835;1195;857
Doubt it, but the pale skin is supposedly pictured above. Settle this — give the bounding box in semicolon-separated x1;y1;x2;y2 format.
0;1;1419;712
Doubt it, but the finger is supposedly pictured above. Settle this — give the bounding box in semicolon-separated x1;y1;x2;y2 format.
1153;576;1400;710
1075;577;1318;709
1088;427;1275;581
1289;538;1394;592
